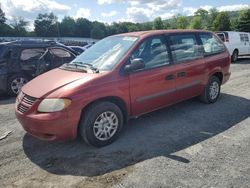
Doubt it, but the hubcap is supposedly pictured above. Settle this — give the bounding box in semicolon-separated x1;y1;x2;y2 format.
209;81;219;100
93;111;119;141
11;77;28;94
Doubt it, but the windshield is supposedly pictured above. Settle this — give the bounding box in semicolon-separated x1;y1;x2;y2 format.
67;36;138;71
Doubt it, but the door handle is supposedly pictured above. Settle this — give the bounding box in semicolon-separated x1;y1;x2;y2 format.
165;74;175;80
177;71;186;77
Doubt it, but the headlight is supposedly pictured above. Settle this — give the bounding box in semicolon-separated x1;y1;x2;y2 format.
37;99;71;113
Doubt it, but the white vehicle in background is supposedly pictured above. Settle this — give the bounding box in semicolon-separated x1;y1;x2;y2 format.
216;31;250;62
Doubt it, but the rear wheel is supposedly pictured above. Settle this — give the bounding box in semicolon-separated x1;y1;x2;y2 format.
79;101;124;147
231;50;238;63
7;74;28;96
199;76;221;104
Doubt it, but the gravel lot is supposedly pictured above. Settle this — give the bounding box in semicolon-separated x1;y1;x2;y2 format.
0;58;250;188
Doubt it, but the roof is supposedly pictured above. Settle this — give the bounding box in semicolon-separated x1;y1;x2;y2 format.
115;29;212;38
0;40;77;55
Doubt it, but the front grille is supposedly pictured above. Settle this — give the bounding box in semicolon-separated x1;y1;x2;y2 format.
17;93;37;114
18;104;29;113
22;95;36;106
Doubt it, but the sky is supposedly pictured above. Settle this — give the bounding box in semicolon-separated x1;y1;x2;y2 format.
1;0;250;30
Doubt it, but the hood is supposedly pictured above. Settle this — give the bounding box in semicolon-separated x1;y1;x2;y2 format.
22;68;98;98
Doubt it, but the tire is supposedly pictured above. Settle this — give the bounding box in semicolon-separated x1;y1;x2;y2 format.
7;74;28;96
199;76;221;104
79;101;124;147
231;50;238;63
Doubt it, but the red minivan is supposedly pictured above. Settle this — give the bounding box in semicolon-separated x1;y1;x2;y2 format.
15;30;231;147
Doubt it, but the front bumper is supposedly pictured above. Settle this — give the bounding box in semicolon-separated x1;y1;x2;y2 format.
15;97;80;141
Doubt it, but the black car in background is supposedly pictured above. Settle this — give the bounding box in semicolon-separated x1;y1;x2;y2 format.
0;40;77;96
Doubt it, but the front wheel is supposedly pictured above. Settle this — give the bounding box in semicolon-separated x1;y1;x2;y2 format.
199;76;221;104
79;101;124;147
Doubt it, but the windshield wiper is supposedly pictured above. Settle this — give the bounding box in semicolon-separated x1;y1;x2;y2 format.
73;62;100;73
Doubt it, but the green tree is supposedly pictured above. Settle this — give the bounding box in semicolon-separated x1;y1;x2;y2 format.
59;16;76;37
153;17;164;30
34;13;59;37
11;17;28;37
91;21;106;39
212;12;231;31
0;6;6;24
190;16;203;29
194;8;209;29
237;9;250;32
195;8;209;19
208;8;219;30
176;16;189;29
75;18;92;37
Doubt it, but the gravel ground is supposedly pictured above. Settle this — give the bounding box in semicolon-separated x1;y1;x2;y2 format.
0;58;250;188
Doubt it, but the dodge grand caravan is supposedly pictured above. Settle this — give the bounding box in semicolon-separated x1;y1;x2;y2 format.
15;30;231;147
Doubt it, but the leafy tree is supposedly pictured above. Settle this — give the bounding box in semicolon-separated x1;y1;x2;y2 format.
91;21;106;39
230;17;239;31
75;18;92;38
34;13;59;37
140;22;153;31
212;12;231;31
190;16;203;29
0;6;6;24
59;16;76;37
195;8;209;19
11;17;28;36
0;24;14;36
153;17;164;30
176;16;189;29
208;8;219;30
194;8;209;29
127;23;140;32
237;9;250;32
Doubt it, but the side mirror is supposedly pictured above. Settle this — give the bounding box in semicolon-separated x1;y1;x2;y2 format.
124;58;145;73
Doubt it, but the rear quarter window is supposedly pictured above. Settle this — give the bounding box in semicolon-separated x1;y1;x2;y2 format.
200;33;226;56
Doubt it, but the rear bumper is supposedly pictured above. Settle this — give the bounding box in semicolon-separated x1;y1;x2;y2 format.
0;74;7;94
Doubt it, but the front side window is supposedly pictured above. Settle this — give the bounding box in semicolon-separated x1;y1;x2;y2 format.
200;33;225;55
169;34;202;63
131;36;170;69
20;48;45;61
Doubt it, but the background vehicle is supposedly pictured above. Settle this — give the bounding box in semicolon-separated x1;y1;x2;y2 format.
68;46;85;55
216;31;250;62
0;40;77;96
16;30;231;147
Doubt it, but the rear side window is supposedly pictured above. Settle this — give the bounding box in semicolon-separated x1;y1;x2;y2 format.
50;48;72;58
200;33;225;55
169;34;202;63
21;48;45;61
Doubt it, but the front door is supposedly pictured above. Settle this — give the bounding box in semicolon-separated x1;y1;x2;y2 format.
128;35;178;116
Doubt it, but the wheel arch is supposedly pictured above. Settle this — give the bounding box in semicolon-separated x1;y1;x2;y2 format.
212;72;223;84
81;96;129;124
